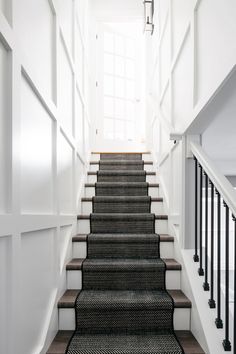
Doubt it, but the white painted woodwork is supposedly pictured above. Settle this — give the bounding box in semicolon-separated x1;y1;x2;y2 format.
58;306;190;331
0;1;91;353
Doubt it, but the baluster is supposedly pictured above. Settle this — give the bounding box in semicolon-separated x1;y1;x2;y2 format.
215;190;223;328
194;157;199;262
203;173;210;290
198;164;204;276
222;203;231;351
233;215;236;354
209;180;216;308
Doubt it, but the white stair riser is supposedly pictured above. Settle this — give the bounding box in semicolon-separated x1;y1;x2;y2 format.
58;306;190;331
87;175;157;183
73;242;87;258
67;269;180;290
85;187;159;198
89;164;154;172
77;220;168;234
72;241;174;259
81;201;164;215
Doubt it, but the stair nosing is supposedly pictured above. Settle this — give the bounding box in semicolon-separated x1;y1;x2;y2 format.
84;183;159;187
58;289;191;309
90;161;153;165
88;171;156;175
66;258;181;271
77;214;168;220
46;330;205;354
81;197;163;202
72;234;174;243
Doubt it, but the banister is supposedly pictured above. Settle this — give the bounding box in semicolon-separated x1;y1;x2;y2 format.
191;142;236;218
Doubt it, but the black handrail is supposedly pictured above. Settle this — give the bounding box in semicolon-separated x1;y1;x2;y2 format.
193;156;234;351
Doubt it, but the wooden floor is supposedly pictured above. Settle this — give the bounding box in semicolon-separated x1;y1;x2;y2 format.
47;330;205;354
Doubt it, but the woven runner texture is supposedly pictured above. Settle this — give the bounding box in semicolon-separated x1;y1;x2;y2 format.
66;153;184;354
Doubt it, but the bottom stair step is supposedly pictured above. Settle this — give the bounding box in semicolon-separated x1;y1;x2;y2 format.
47;330;205;354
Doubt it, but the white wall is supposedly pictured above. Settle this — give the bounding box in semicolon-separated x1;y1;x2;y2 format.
147;0;236;158
0;1;91;353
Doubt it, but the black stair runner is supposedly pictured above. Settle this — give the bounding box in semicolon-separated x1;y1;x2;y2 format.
66;153;184;354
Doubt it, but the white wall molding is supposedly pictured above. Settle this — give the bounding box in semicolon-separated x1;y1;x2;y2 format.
0;1;91;353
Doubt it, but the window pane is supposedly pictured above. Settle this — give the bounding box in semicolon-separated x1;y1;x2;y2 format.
104;75;114;95
126;59;135;79
104;53;114;74
104;118;114;139
115;99;125;118
126;80;135;100
127;101;135;121
115;119;125;140
126;38;135;58
115;78;125;98
104;97;114;117
127;121;135;140
104;32;114;52
115;56;125;77
115;35;125;56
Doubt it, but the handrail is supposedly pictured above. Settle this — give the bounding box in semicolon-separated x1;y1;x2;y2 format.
191;142;236;218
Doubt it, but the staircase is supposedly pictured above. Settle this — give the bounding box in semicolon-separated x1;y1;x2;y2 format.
47;153;205;354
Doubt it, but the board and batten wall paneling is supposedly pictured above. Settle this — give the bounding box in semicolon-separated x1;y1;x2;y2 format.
148;0;236;157
0;1;91;354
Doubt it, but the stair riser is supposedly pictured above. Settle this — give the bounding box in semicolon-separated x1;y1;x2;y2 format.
67;269;180;290
58;307;190;331
72;241;174;259
84;187;159;198
90;163;154;172
77;219;168;234
87;175;157;183
91;154;153;162
81;201;164;214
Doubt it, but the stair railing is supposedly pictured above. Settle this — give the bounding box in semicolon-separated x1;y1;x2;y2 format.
191;142;236;352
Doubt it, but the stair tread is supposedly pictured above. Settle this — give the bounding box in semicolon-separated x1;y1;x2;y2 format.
66;259;84;270
91;152;151;154
66;258;181;271
72;234;88;242
72;233;174;242
90;160;153;164
85;182;159;187
88;171;156;175
47;330;205;354
58;289;191;309
77;213;168;220
81;197;163;202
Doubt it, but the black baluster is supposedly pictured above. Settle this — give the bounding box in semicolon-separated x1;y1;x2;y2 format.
209;181;216;308
215;190;223;328
198;164;204;276
194;157;199;262
203;173;210;290
222;203;231;351
233;215;236;354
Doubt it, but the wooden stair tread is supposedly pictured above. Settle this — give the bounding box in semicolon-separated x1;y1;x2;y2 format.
72;234;88;242
58;289;191;309
66;258;181;271
72;234;174;243
90;161;153;165
88;171;156;175
84;183;159;187
91;152;151;154
66;259;84;270
81;197;163;202
47;330;205;354
164;258;182;270
77;214;168;220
